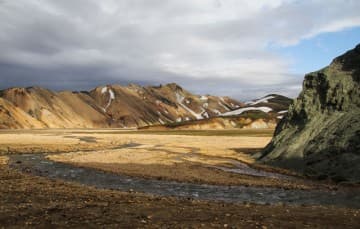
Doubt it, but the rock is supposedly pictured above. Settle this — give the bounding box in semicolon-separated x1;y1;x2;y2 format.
260;44;360;183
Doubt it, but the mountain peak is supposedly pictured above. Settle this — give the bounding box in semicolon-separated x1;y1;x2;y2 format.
165;83;183;91
331;43;360;81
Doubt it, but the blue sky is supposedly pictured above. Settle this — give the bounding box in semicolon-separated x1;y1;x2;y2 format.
276;26;360;76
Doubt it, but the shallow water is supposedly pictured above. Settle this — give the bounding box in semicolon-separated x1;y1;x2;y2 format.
9;154;360;209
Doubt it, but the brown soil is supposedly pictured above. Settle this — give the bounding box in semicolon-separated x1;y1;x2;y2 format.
1;163;359;228
1;129;359;227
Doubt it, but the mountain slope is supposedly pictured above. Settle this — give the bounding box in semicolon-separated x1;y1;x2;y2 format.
222;94;292;118
88;83;245;127
0;97;45;129
260;44;360;183
142;94;292;130
0;83;252;129
0;83;292;130
1;87;111;128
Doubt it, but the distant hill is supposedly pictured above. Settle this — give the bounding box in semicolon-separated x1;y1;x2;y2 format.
0;83;291;129
141;94;292;130
260;44;360;183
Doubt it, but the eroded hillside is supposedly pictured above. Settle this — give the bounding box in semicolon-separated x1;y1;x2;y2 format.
0;83;291;129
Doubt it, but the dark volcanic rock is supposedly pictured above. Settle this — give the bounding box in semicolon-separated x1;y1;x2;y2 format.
260;44;360;183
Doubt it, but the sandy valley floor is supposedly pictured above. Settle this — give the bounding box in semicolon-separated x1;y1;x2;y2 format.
0;128;359;228
2;128;309;188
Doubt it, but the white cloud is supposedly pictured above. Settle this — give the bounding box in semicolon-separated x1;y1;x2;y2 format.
0;0;359;99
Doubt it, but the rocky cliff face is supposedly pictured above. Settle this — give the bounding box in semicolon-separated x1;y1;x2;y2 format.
260;44;360;183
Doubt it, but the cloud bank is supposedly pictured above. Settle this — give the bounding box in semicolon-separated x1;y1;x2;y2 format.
0;0;359;99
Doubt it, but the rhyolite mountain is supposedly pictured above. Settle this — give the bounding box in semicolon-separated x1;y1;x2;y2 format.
260;44;360;183
142;94;292;130
0;83;291;129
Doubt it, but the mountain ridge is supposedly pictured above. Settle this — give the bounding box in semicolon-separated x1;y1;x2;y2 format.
0;83;291;129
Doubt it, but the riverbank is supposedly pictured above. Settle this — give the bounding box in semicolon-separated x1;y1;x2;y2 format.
1;161;359;228
1;129;360;227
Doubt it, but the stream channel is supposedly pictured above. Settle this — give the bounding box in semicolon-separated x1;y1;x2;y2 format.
9;153;360;209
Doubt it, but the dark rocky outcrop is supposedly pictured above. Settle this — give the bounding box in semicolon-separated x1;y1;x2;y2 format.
260;44;360;183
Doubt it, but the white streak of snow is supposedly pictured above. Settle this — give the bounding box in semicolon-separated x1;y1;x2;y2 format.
203;112;209;118
221;106;272;116
278;110;288;114
109;89;115;99
101;87;108;94
103;88;115;112
176;92;203;119
218;101;230;111
246;96;275;105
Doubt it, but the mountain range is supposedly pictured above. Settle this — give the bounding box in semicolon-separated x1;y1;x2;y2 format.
0;83;291;129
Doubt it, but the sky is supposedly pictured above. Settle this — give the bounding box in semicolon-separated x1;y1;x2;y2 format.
0;0;359;100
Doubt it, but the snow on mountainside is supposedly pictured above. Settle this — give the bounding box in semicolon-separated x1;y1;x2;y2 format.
222;94;292;117
142;94;293;130
222;107;272;116
0;84;292;129
245;95;275;105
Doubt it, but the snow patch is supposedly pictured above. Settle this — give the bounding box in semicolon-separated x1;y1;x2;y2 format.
277;116;284;119
278;110;288;114
158;118;165;124
212;109;221;115
218;101;230;111
246;96;275;105
175;92;204;120
203;112;209;118
200;95;208;101
101;87;108;94
203;103;208;108
221;106;272;116
176;117;182;122
109;89;115;100
103;88;115;112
